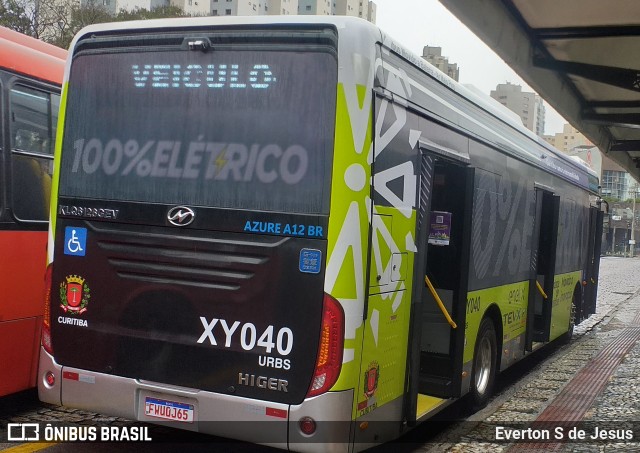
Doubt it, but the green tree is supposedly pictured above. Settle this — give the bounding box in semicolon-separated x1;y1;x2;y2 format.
116;5;188;21
0;0;31;35
0;0;189;49
0;0;73;44
53;0;113;48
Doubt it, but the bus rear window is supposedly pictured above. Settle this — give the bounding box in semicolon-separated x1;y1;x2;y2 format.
60;47;337;214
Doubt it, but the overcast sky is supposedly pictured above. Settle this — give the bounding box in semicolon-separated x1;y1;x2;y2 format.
373;0;567;135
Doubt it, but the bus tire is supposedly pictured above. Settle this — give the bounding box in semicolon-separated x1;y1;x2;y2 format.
561;286;580;344
469;317;497;410
563;302;576;344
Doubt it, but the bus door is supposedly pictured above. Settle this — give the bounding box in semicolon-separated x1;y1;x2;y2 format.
581;205;603;321
526;188;560;348
405;139;473;424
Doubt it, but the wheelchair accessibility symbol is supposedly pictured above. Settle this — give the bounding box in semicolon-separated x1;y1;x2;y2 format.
64;227;87;256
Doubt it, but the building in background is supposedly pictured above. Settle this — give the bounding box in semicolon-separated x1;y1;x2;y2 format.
490;82;545;136
210;0;262;17
543;123;593;153
564;142;640;255
268;0;298;15
97;0;376;21
334;0;358;16
80;0;154;15
298;0;331;15
299;0;375;21
421;46;459;81
601;153;640;254
208;0;298;16
179;0;215;16
359;0;376;23
601;153;636;201
82;0;191;15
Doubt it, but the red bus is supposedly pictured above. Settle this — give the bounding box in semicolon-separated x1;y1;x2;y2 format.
0;26;65;396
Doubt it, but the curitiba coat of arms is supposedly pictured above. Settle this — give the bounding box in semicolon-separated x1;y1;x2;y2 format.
60;275;90;315
364;361;380;398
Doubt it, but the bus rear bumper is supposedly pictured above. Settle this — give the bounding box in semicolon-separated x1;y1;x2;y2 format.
38;347;62;406
38;348;354;450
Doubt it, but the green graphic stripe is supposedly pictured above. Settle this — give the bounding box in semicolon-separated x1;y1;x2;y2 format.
49;80;69;258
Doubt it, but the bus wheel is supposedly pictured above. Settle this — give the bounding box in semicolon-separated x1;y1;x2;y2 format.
469;317;497;410
561;286;580;344
566;301;576;339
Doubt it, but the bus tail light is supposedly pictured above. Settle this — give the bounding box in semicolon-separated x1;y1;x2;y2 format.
306;293;344;398
42;264;53;354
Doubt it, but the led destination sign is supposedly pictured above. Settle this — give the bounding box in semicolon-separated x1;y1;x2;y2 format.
62;49;337;214
132;63;276;89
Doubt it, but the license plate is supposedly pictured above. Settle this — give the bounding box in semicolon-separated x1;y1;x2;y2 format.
144;397;194;423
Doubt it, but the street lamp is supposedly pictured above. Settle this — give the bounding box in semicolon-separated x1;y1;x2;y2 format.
631;185;638;257
625;221;630;257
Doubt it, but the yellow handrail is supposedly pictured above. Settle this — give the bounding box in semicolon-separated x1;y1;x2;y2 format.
535;280;548;299
424;275;457;329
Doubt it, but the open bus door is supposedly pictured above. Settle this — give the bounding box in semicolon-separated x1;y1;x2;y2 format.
581;205;603;321
526;188;560;350
404;139;473;426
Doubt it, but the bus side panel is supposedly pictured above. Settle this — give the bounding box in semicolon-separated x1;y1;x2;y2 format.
323;49;375;407
464;142;533;377
354;86;419;426
467;144;534;292
465;142;592;370
358;209;415;417
0;317;42;395
326;39;424;429
549;271;581;341
556;197;591;278
0;232;47;319
549;195;592;338
464;282;528;373
0;231;47;396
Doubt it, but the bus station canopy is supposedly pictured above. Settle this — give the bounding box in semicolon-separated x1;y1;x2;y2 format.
440;0;640;182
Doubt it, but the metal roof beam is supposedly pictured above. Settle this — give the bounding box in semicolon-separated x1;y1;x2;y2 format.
582;113;640;129
585;101;640;109
534;25;640;40
533;57;640;92
441;0;639;181
611;140;640;152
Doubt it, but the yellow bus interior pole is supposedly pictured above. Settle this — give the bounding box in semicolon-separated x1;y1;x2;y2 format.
424;275;457;329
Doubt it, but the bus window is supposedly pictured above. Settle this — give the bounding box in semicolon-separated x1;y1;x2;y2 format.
9;85;58;221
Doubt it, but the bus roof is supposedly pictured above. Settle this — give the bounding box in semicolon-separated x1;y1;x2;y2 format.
375;28;599;183
0;26;66;84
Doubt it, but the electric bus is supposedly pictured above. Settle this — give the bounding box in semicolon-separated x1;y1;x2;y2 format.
0;26;65;397
38;16;602;451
